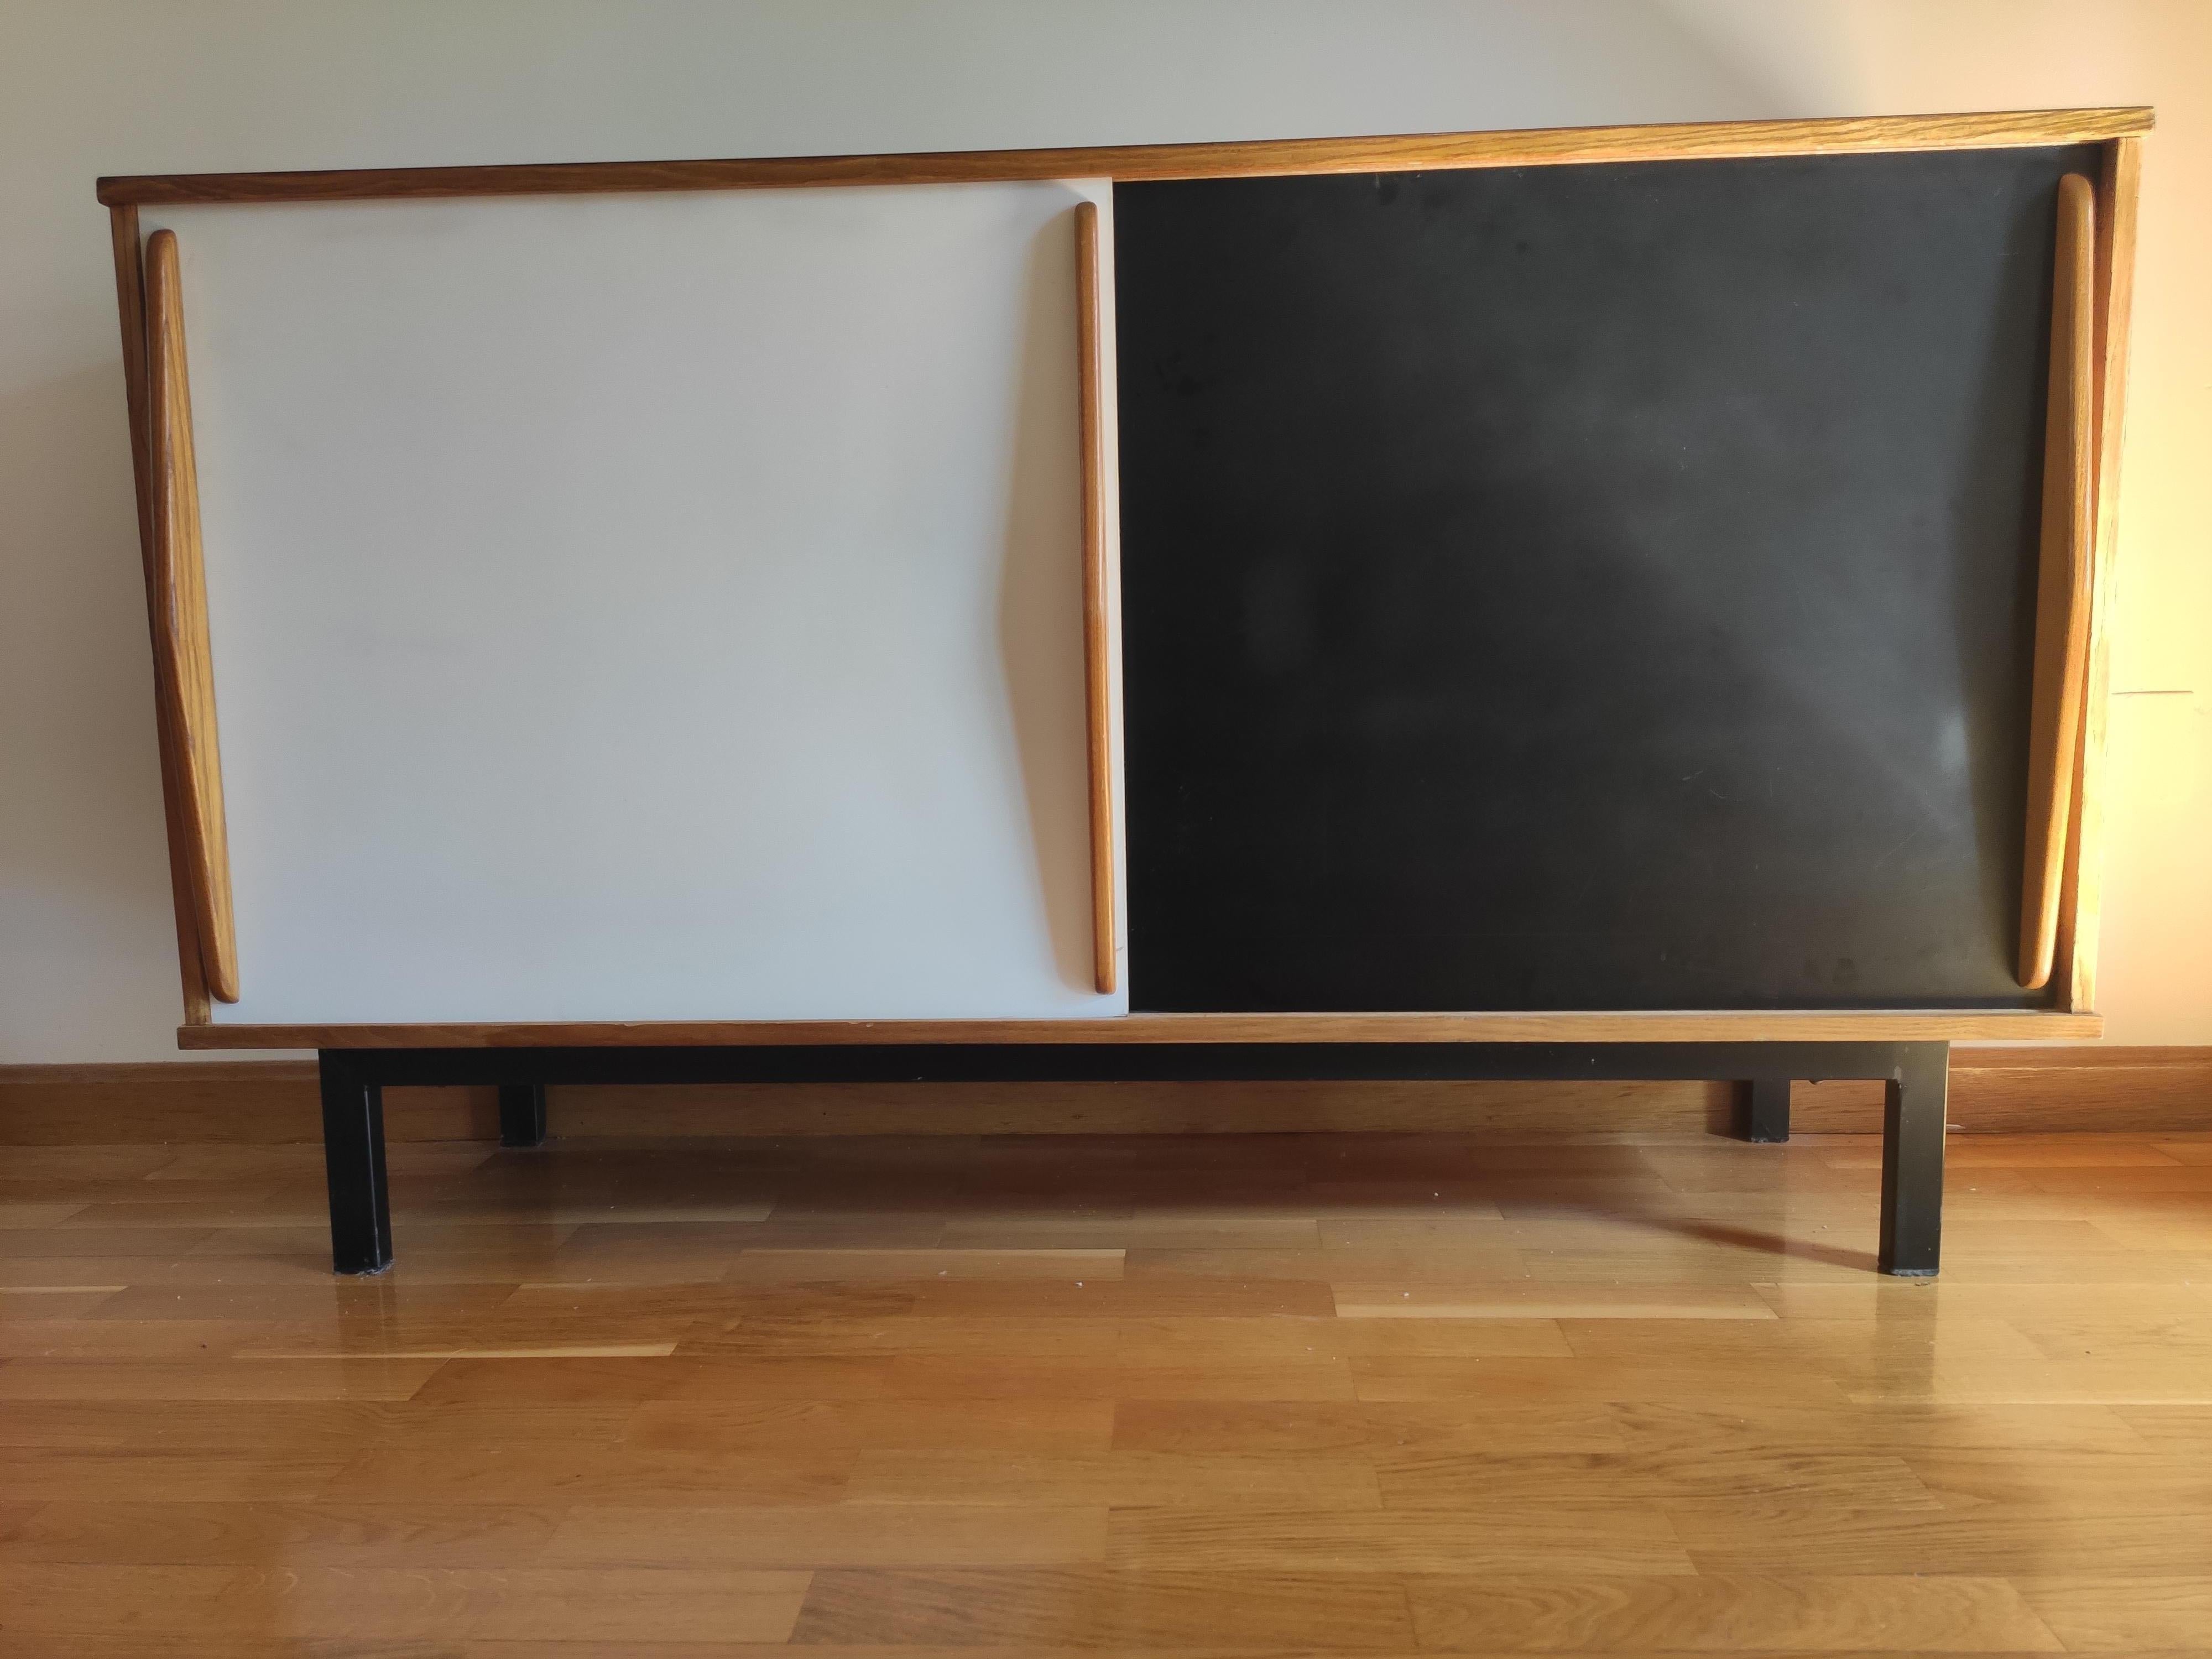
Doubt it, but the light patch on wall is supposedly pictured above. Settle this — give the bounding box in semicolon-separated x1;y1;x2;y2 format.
2098;688;2210;1042
2110;691;2204;810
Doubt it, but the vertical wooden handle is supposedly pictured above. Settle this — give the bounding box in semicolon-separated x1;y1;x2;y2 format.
2017;174;2096;991
1075;200;1117;995
145;228;240;1003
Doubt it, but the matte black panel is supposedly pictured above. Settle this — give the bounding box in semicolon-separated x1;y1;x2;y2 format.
1117;147;2098;1012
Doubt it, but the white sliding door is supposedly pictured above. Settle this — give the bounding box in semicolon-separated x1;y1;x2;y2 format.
144;181;1122;1022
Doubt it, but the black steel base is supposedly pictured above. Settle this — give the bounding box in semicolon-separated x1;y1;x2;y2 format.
1878;1042;1949;1276
315;1039;1948;1279
317;1050;393;1276
498;1082;547;1149
1740;1076;1792;1143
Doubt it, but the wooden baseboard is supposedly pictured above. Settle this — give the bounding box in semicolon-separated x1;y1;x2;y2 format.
1;1048;2206;1145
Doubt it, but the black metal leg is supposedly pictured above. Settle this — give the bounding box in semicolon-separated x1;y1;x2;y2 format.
499;1082;547;1148
336;1039;1942;1281
1877;1041;1948;1277
318;1050;393;1275
1740;1077;1791;1142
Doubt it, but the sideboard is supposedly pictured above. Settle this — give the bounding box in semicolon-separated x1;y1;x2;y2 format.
98;106;2147;1275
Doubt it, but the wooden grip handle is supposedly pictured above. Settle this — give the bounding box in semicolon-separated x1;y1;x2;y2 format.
145;229;239;1003
1076;200;1117;995
2017;174;2096;991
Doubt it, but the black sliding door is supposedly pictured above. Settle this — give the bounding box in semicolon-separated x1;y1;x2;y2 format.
1115;145;2098;1011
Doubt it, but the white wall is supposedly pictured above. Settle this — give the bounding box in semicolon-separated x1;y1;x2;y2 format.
2;0;2204;1059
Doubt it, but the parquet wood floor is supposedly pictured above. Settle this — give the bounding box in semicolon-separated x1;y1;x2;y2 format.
2;1125;2210;1654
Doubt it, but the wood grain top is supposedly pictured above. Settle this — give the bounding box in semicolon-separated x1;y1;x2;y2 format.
97;108;2151;206
177;1009;2102;1050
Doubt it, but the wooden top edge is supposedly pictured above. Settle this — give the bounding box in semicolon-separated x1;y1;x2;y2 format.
178;1010;2106;1050
98;108;2152;206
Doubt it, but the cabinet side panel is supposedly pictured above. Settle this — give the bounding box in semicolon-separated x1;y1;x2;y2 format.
108;206;213;1024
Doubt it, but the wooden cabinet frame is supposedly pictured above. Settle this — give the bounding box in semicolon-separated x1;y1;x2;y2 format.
102;106;2147;1050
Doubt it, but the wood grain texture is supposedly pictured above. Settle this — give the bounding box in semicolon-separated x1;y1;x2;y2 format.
2056;138;2145;1013
174;1008;2103;1048
107;208;212;1024
2017;174;2098;992
2017;1573;2212;1649
143;230;238;1003
95;107;2153;206
0;1062;497;1145
5;1123;2211;1649
1074;200;1115;995
1407;1572;2062;1650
